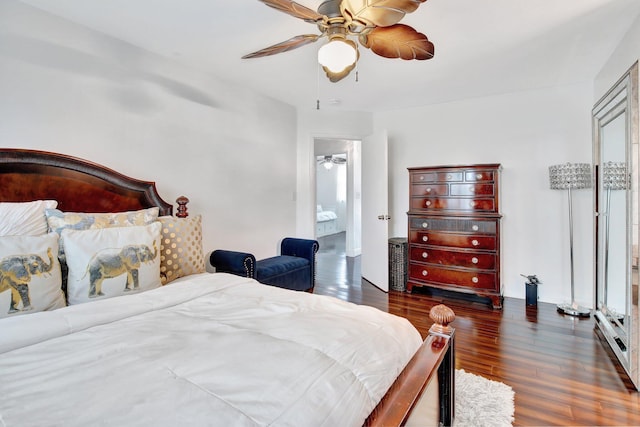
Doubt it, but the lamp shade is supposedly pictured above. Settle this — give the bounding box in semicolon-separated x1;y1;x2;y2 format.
548;163;592;190
318;39;357;73
602;161;628;190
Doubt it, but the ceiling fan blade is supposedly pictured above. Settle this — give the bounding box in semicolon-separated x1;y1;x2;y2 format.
242;34;321;59
258;0;327;23
341;0;427;27
359;24;434;60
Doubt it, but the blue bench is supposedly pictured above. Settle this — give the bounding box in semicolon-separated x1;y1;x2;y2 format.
210;238;319;292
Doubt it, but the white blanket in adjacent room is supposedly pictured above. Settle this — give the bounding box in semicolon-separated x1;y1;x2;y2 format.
0;273;422;427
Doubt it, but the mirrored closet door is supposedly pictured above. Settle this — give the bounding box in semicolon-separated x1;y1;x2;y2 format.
593;61;639;389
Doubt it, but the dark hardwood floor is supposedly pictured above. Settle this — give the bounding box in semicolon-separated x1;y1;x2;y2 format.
314;233;640;426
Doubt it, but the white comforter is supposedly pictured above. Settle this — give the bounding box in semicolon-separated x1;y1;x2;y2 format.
0;273;422;427
316;211;337;222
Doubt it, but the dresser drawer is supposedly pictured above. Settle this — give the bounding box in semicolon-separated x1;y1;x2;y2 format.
411;183;449;196
464;170;495;182
410;217;497;234
411;171;463;183
408;263;497;290
410;247;496;270
450;183;495;197
410;197;496;212
410;230;496;250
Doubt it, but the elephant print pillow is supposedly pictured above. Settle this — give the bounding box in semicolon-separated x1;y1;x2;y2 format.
0;232;66;318
62;222;162;305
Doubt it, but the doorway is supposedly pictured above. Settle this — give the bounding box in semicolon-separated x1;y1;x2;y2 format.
314;137;363;298
313;138;361;258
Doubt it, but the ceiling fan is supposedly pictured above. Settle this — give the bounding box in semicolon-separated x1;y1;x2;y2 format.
243;0;435;82
318;154;347;169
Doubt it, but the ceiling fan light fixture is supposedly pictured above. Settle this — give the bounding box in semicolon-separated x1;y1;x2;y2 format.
318;38;357;73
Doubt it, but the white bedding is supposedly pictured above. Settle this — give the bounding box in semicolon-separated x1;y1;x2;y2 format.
317;210;337;222
0;272;422;427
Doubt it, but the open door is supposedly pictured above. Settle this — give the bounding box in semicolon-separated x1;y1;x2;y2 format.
361;130;389;291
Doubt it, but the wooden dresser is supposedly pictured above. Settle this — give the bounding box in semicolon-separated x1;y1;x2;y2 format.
407;164;503;309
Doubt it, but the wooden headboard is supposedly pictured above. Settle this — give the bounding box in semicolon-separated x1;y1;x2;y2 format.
0;149;183;215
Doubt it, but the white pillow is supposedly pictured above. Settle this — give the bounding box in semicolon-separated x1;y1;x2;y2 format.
0;232;65;318
63;222;162;305
0;200;58;236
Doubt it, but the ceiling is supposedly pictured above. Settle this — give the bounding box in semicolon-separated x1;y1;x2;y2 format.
19;0;640;112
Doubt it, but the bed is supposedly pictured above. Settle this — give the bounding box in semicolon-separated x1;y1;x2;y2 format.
316;205;338;237
0;148;455;427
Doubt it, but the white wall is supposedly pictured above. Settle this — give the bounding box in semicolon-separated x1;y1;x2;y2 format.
316;163;347;232
0;1;297;260
594;13;640;101
375;84;594;305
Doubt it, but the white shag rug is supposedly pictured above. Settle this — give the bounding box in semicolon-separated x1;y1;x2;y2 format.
454;369;515;427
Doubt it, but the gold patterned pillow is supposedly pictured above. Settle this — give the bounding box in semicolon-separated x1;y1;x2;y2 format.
158;215;205;285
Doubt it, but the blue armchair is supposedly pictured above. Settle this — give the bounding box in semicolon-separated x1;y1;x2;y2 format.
210;238;319;292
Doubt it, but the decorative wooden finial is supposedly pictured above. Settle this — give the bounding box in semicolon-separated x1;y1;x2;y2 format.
429;304;455;336
176;196;189;218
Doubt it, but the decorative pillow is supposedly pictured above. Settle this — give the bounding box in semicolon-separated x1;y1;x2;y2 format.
62;222;162;305
0;200;58;236
158;215;205;285
0;232;65;318
45;207;160;263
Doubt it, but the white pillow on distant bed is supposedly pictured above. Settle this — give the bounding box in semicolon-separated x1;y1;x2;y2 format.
0;232;65;318
63;222;162;305
0;200;58;236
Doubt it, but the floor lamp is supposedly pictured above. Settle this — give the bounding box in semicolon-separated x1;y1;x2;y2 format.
549;162;592;317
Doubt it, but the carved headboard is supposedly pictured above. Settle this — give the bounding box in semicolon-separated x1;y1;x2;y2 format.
0;149;179;215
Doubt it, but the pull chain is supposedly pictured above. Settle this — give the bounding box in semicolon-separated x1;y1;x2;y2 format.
316;63;320;110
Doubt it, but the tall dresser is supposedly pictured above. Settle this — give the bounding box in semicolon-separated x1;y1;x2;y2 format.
407;164;503;309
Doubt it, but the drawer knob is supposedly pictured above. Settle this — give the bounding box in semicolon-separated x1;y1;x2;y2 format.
422;222;429;228
422;252;428;259
472;239;479;246
471;257;479;264
426;187;432;193
472;277;479;283
469;201;476;207
422;270;429;276
476;173;483;179
426;200;432;207
447;174;453;180
469;186;475;193
422;236;429;242
472;224;479;231
419;176;425;181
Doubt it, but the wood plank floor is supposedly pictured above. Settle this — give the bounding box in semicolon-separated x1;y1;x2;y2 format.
314;233;640;426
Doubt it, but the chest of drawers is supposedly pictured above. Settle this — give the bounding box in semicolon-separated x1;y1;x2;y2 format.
407;164;503;309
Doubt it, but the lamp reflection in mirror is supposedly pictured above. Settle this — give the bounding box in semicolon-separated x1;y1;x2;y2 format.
549;162;592;317
602;161;629;318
